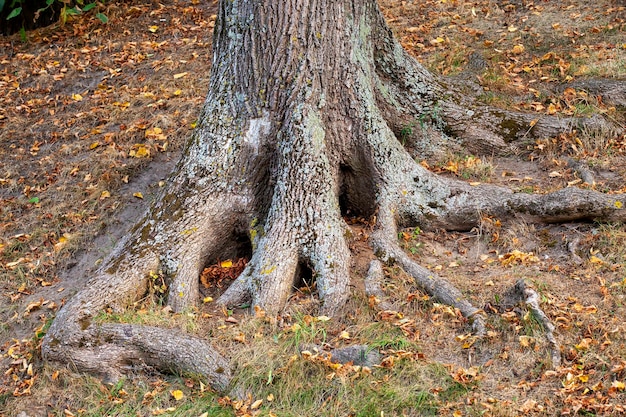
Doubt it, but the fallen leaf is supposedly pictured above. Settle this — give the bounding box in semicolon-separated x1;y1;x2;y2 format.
129;144;151;158
612;380;625;391
170;390;184;401
512;44;525;54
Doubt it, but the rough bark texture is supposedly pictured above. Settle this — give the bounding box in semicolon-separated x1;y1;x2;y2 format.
42;0;626;392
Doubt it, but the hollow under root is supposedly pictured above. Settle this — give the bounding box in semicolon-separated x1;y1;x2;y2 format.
217;215;351;316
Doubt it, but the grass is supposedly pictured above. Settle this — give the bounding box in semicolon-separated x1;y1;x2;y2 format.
37;371;232;417
231;333;445;416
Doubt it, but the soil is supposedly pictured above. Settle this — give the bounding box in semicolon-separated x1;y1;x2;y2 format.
1;0;625;415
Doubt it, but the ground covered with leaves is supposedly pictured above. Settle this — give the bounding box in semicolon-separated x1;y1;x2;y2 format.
1;0;625;415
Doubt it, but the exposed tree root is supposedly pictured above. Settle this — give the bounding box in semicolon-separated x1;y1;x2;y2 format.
457;103;617;152
554;78;626;109
512;280;562;368
371;210;487;337
42;239;233;390
364;260;394;312
42;0;625;393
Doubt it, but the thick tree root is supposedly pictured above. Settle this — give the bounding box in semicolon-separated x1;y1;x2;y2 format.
42;247;233;391
364;260;394;312
440;100;618;155
372;208;487;336
42;193;242;391
553;78;626;108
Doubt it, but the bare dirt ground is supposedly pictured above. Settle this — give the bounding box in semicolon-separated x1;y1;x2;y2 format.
1;0;625;416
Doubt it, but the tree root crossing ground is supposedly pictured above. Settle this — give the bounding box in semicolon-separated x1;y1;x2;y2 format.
42;0;625;393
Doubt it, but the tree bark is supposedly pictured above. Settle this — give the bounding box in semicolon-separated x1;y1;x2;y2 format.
42;0;626;392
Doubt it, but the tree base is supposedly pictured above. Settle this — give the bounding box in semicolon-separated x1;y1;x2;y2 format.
42;0;625;392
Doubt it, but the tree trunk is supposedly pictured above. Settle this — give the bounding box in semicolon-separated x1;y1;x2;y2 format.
42;0;625;392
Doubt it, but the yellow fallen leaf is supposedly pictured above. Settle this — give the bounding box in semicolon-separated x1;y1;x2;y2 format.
72;93;83;101
250;399;263;410
612;380;625;391
133;192;144;199
339;331;350;339
173;89;182;96
519;335;534;347
547;103;558;114
129;144;150;158
55;233;72;251
146;127;162;136
589;255;603;265
112;101;130;109
512;44;525;54
89;141;100;150
149;25;158;33
170;390;184;401
174;72;188;79
203;296;213;303
575;338;592;351
290;323;301;332
100;190;111;199
220;259;233;268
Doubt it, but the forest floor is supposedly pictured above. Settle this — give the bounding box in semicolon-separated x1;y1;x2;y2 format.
0;0;625;416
